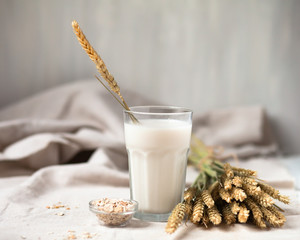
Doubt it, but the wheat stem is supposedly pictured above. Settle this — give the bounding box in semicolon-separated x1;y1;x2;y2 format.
95;75;126;108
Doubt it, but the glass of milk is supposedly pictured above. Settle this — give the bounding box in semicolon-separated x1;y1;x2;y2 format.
123;106;192;222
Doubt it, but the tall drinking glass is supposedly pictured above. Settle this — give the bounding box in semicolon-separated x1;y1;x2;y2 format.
123;106;192;222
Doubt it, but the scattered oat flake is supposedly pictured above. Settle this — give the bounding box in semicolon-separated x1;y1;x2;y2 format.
65;232;76;239
83;232;93;239
68;234;77;240
20;236;26;239
55;204;65;209
46;202;71;211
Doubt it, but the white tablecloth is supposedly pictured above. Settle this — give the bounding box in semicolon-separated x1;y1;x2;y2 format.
0;158;300;240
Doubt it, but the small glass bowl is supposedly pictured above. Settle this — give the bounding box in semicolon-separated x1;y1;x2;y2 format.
89;198;138;227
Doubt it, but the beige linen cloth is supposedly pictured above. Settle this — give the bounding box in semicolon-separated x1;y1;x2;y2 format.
0;80;299;240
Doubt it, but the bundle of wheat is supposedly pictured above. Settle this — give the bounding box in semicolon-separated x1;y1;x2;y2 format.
165;138;289;234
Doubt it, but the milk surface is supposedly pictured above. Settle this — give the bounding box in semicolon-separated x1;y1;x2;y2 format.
124;119;192;214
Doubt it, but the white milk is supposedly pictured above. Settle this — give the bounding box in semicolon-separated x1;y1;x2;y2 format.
124;119;192;214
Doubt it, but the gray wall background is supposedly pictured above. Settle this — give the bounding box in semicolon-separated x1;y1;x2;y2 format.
0;0;299;154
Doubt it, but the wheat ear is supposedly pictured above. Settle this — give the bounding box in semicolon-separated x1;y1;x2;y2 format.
71;20;130;110
71;20;139;123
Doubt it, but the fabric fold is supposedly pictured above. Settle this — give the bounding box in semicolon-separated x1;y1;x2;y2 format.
0;80;278;172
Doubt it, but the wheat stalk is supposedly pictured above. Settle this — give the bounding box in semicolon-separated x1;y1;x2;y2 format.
71;20;138;123
71;20;129;108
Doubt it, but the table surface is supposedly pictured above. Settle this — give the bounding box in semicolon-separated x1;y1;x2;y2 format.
0;156;300;240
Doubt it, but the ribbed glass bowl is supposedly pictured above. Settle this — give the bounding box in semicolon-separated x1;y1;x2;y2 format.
89;198;138;227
